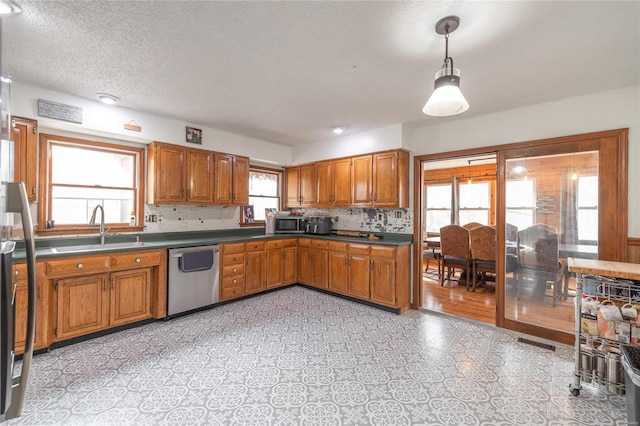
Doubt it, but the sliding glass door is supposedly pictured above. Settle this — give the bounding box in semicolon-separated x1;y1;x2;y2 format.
503;152;598;334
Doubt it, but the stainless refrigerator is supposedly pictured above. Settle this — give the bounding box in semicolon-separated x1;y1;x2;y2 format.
0;17;37;422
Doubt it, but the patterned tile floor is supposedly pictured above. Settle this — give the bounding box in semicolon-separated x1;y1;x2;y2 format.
8;286;628;425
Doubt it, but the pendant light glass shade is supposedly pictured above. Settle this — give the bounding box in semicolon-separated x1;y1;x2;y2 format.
423;68;469;116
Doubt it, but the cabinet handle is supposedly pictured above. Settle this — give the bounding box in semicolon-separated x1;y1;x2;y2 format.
233;268;237;273
111;278;115;290
15;270;19;276
135;258;141;263
77;263;83;269
233;279;237;284
31;187;35;195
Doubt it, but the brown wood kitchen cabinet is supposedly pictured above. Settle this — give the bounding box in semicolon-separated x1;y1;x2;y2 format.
285;164;317;208
352;150;409;208
220;242;246;301
147;142;187;204
46;249;166;342
328;242;371;299
316;158;351;207
186;147;214;204
214;153;249;205
245;241;265;295
298;238;328;289
369;245;410;310
11;116;38;202
265;239;297;289
13;262;48;355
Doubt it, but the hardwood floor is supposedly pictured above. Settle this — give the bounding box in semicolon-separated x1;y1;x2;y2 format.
421;263;576;333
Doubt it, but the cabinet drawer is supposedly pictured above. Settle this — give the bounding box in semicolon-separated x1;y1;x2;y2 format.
222;263;245;277
13;263;27;284
111;250;162;269
349;243;371;255
222;253;245;265
312;240;329;249
298;238;312;248
246;241;265;252
221;243;245;254
328;241;348;252
46;255;110;277
370;246;397;258
220;282;244;301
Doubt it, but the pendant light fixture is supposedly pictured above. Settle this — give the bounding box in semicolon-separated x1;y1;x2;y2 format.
423;16;469;117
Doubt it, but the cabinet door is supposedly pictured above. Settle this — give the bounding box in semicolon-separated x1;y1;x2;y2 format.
56;274;109;340
370;257;396;307
232;156;250;205
299;164;317;207
372;151;398;207
245;250;265;294
328;251;348;294
316;161;333;207
312;249;328;288
298;247;312;284
150;143;186;203
332;158;351;206
13;263;47;354
214;153;234;204
348;254;370;299
265;248;283;288
110;268;152;327
11;117;37;202
285;167;301;208
282;247;298;284
187;148;214;204
351;155;372;206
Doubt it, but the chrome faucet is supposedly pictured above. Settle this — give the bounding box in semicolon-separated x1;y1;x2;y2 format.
89;204;107;244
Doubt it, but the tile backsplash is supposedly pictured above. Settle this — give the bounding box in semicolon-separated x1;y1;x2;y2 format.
143;204;412;234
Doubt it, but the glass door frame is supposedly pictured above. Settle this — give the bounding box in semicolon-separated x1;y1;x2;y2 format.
412;128;628;344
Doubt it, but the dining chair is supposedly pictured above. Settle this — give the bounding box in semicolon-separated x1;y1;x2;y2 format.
439;224;471;288
462;222;483;230
517;224;564;306
469;225;496;292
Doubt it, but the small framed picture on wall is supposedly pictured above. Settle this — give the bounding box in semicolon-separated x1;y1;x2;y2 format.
243;205;255;223
186;126;202;144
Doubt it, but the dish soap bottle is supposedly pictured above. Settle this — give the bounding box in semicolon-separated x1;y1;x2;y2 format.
129;210;136;226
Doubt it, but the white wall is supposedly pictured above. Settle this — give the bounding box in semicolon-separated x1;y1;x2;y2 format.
408;85;640;236
290;123;405;165
11;82;291;165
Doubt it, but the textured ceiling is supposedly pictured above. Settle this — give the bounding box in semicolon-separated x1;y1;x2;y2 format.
3;1;639;147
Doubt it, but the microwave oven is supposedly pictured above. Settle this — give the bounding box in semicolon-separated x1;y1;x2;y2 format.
275;217;306;234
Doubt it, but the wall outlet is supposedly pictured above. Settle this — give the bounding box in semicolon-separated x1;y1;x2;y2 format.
395;211;402;219
377;213;383;221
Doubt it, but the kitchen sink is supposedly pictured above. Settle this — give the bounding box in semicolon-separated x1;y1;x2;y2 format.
50;242;146;254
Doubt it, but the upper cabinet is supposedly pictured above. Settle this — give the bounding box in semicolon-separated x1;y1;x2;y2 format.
286;149;409;209
11;117;38;202
147;141;249;206
214;153;249;205
316;158;351;207
285;164;317;208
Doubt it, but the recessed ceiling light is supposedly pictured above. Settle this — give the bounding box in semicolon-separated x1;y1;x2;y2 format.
332;126;346;135
96;93;120;105
0;0;22;15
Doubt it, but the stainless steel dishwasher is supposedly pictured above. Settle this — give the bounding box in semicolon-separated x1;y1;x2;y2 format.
167;245;219;317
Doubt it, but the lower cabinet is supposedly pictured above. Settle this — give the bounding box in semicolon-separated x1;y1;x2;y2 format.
328;242;370;299
46;250;165;344
298;238;328;289
245;241;265;295
55;273;110;340
265;239;297;289
110;268;152;326
220;242;246;301
13;262;48;355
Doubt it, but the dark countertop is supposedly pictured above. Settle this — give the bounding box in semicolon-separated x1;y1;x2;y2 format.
12;228;413;261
